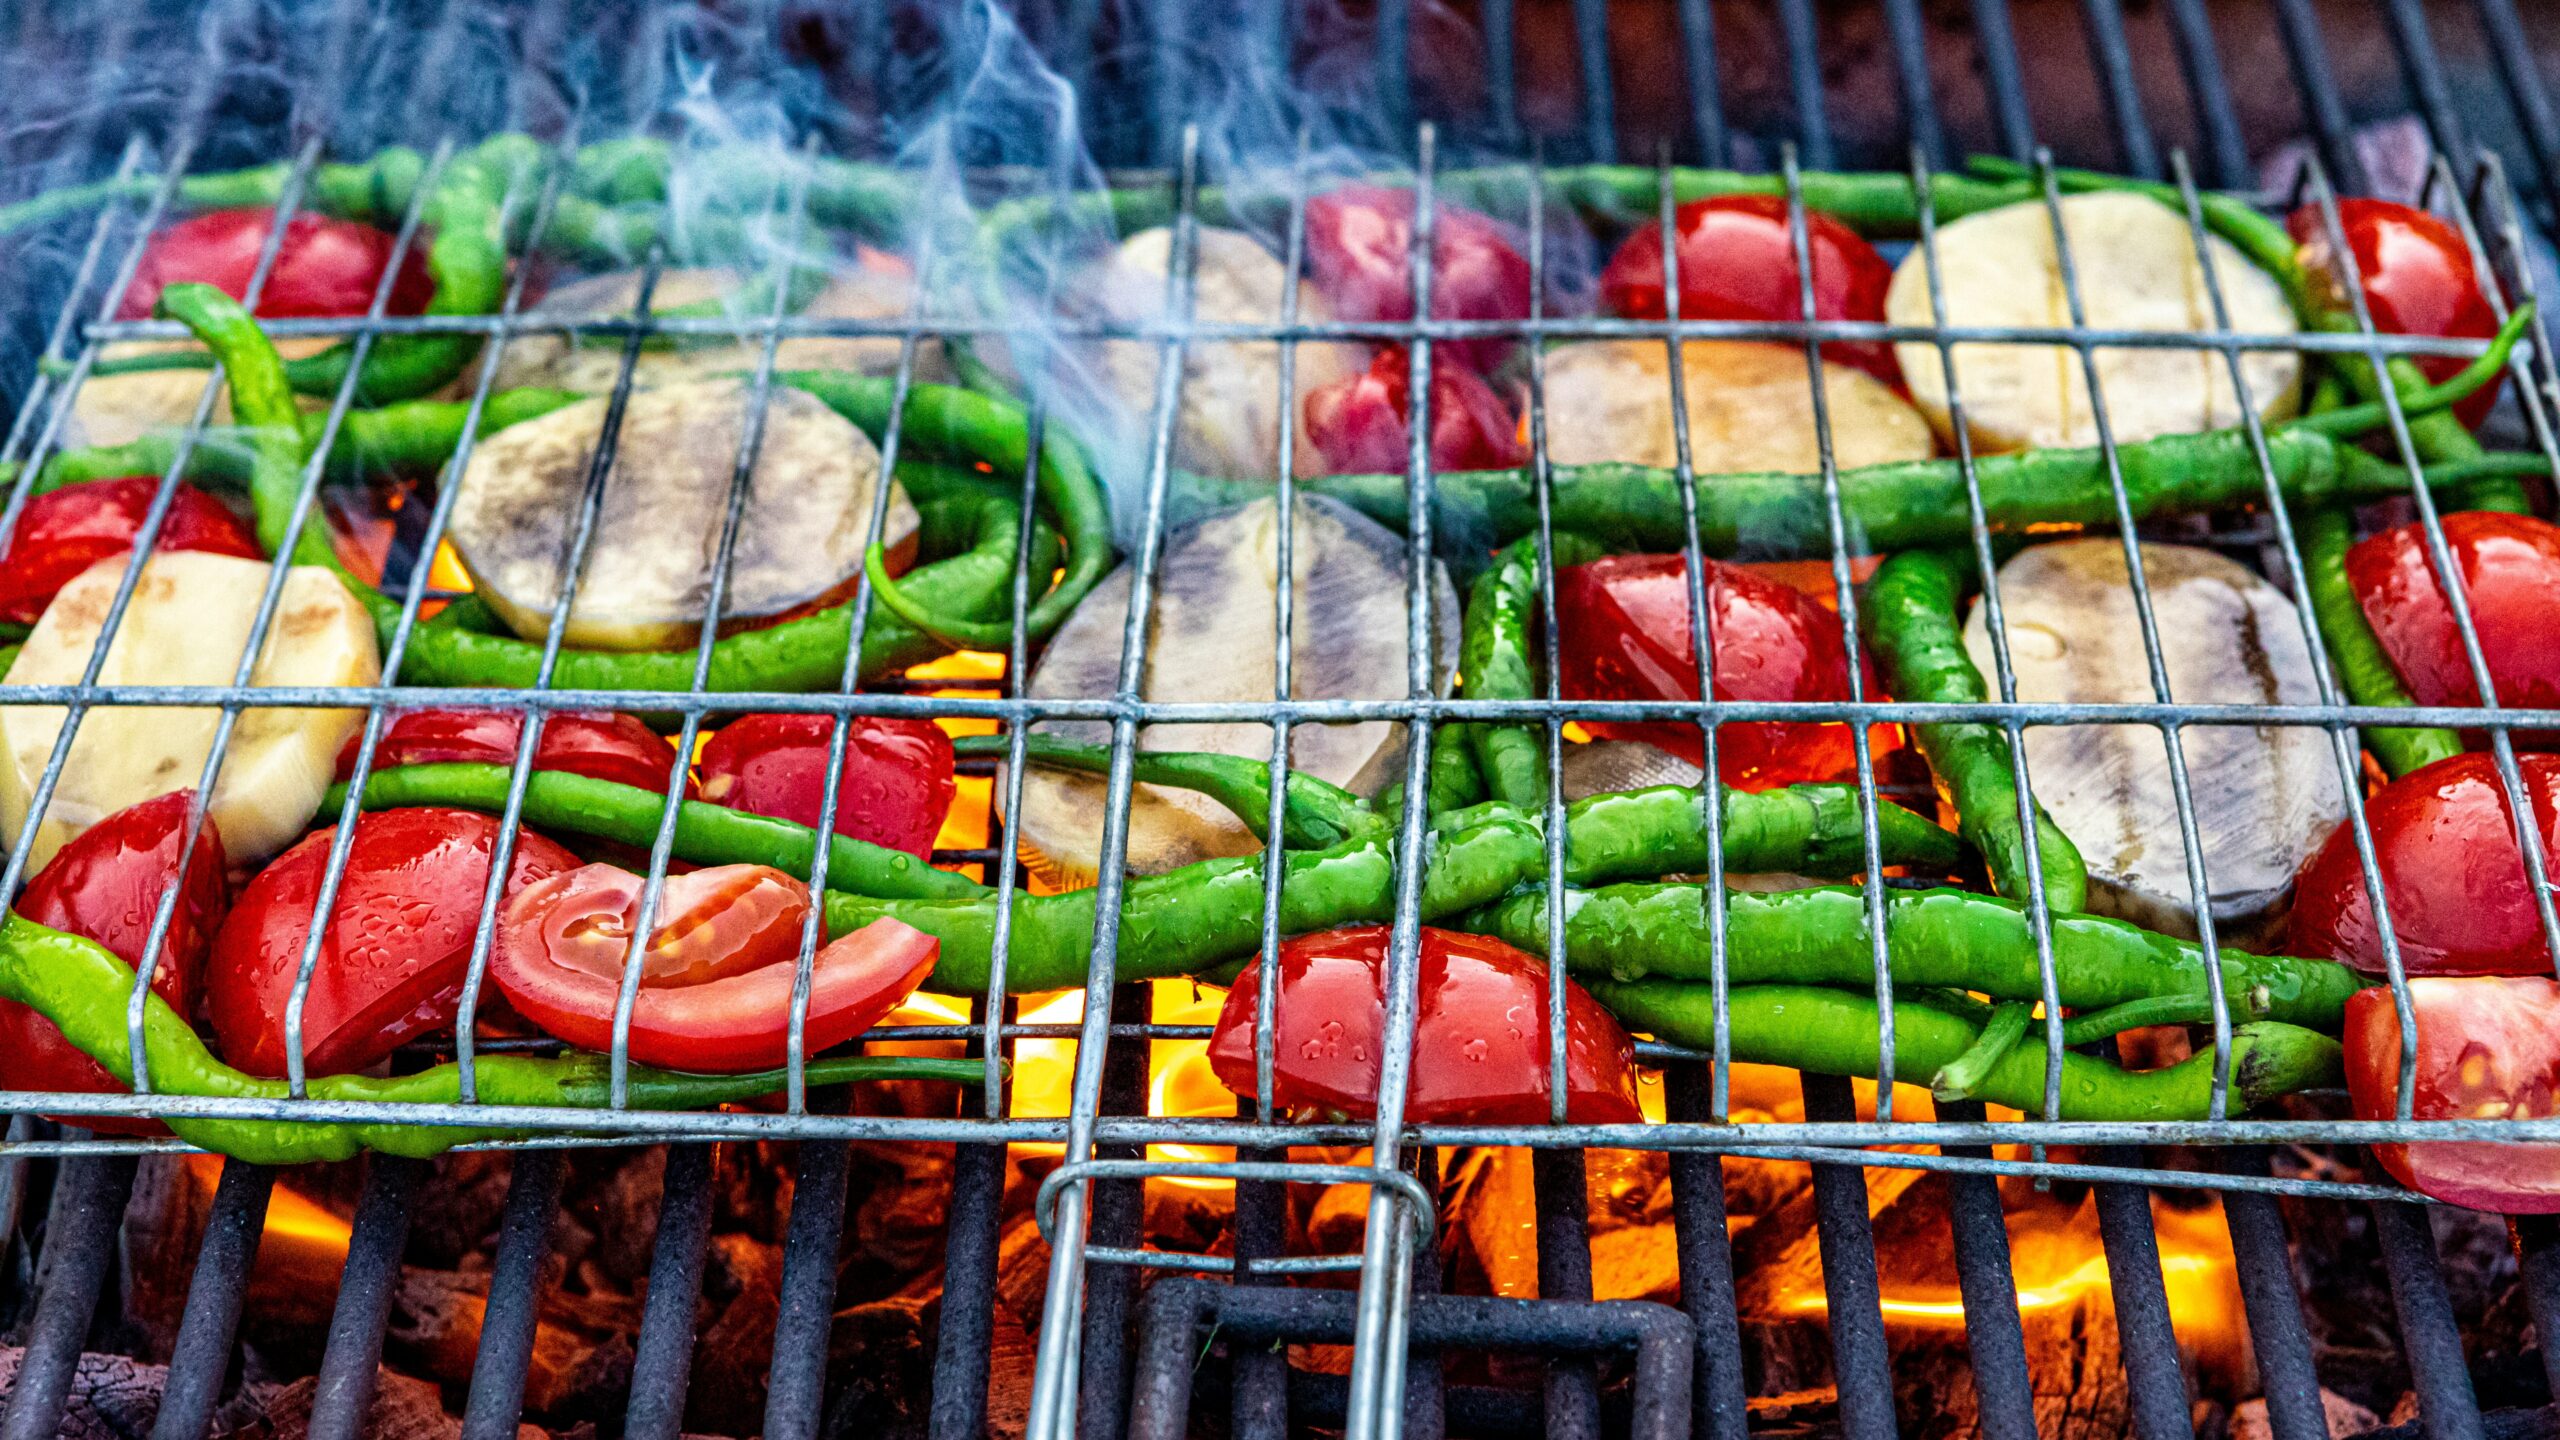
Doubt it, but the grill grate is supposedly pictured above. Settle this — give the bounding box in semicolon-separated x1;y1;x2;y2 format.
0;3;2556;1440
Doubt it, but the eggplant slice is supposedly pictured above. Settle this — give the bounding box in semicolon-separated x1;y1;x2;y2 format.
490;261;940;394
446;378;917;651
1006;494;1460;888
1537;340;1935;473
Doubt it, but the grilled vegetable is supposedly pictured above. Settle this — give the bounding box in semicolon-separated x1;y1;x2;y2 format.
2346;977;2560;1210
1304;185;1533;374
2289;199;2502;431
1962;539;2343;940
2293;752;2560;978
0;477;260;624
1598;194;1899;385
336;709;682;795
488;258;935;393
1885;191;2300;452
1007;494;1457;885
206;806;579;1077
2300;508;2461;779
1304;348;1523;474
1206;924;1642;1123
696;713;955;862
490;862;936;1072
1536;340;1933;473
446;378;919;650
2349;510;2560;736
0;550;379;869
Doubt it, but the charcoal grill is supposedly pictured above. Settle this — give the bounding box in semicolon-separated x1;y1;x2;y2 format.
3;2;2560;1439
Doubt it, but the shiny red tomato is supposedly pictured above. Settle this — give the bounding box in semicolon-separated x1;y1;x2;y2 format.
2349;512;2560;735
2293;753;2560;977
118;208;435;321
207;807;579;1077
1555;552;1865;789
1206;925;1642;1124
335;708;683;794
2346;978;2560;1211
695;714;955;861
489;862;936;1071
0;792;227;1135
1598;196;1898;386
2289;199;2502;429
0;479;260;625
1303;347;1524;475
1305;185;1532;373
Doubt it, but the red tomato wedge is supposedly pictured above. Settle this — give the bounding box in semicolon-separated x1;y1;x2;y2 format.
2349;511;2560;736
1205;925;1642;1125
0;478;261;626
490;863;936;1072
2293;753;2560;977
695;713;955;861
2288;199;2502;430
0;792;227;1135
1305;185;1532;373
118;207;435;321
335;708;684;794
2347;978;2560;1211
207;808;579;1077
1303;347;1525;475
1598;195;1899;386
1554;551;1867;789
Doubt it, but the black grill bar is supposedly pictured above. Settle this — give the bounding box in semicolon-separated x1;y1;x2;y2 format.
624;1142;717;1440
148;1159;276;1440
461;1148;569;1438
2509;1216;2560;1412
2091;1154;2197;1440
306;1155;423;1440
1801;1074;1896;1440
0;1150;136;1440
1664;1066;1747;1440
1934;1100;2038;1440
2375;1200;2488;1440
1533;1148;1602;1440
2220;1149;2327;1440
2268;0;2372;195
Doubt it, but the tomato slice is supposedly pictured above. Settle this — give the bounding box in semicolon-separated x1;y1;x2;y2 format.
206;807;579;1077
1302;347;1524;475
2346;978;2560;1211
1598;195;1899;387
2288;199;2502;430
2348;511;2560;737
1554;552;1866;789
0;479;261;626
2293;752;2560;978
1205;925;1642;1124
1305;185;1533;373
335;708;685;794
0;791;227;1135
118;208;435;321
695;713;955;861
489;862;936;1071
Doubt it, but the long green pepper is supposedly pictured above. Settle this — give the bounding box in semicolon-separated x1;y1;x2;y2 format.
2298;508;2463;778
1459;532;1604;809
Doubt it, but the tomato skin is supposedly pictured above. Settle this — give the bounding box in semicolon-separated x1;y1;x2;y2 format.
2348;512;2560;738
1305;185;1532;373
118;208;435;322
1205;925;1642;1125
2346;978;2560;1211
2288;199;2502;430
206;808;579;1078
0;479;261;625
1303;347;1525;475
695;714;955;861
490;862;937;1071
2292;753;2560;977
0;792;227;1135
1554;552;1863;789
1598;196;1899;387
334;708;684;795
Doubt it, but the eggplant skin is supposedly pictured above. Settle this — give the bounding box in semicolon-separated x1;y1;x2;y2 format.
1007;494;1460;886
447;378;917;652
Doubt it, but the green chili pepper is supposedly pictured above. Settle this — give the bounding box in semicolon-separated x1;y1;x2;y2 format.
1459;532;1606;809
1589;980;2342;1121
1465;882;2365;1029
1548;780;1962;883
0;913;982;1165
1925;992;2230;1102
1861;548;2088;910
321;762;985;900
2299;508;2463;779
1930;1000;2031;1102
947;733;1384;850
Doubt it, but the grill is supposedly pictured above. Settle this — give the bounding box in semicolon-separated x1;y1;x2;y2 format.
2;2;2560;1439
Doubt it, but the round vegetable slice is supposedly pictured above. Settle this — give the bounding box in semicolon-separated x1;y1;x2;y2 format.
0;478;260;625
2294;752;2560;978
2346;977;2560;1211
490;862;936;1071
336;708;683;795
1599;194;1898;385
694;713;954;862
1535;340;1933;474
206;806;579;1077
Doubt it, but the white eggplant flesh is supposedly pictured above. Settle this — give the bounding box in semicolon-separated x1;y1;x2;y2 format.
0;550;380;870
66;337;334;450
446;378;917;651
488;262;940;394
1538;341;1935;473
1075;226;1365;482
1962;538;2344;941
1008;494;1459;887
1885;192;2300;453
